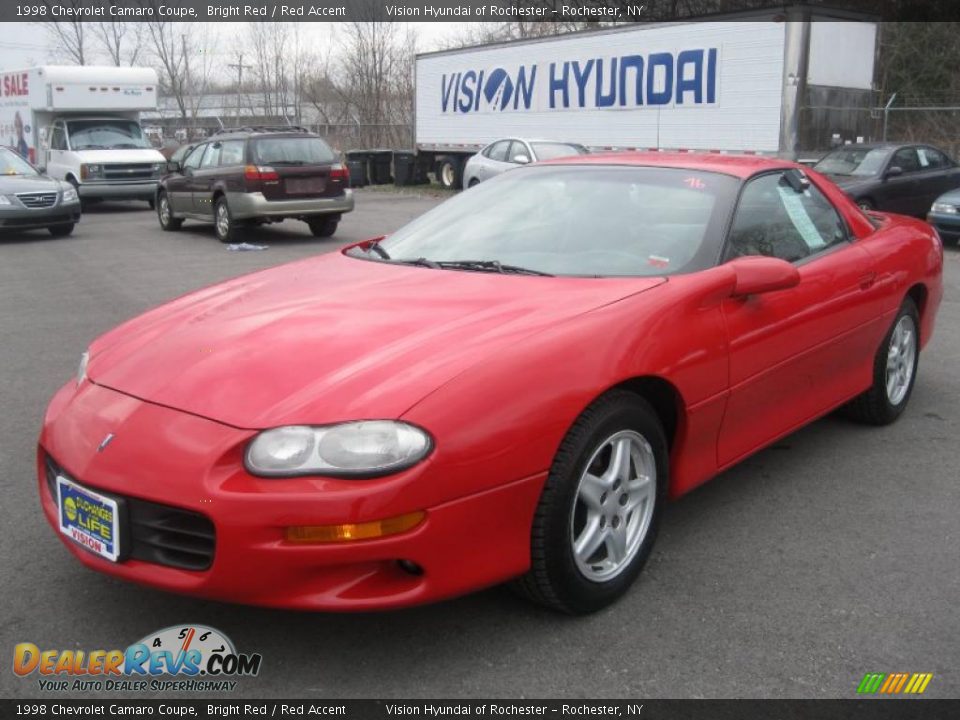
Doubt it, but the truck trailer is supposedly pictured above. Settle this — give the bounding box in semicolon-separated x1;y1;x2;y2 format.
414;7;879;189
0;66;167;206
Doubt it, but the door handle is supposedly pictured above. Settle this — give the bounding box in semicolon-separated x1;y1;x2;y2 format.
859;271;877;290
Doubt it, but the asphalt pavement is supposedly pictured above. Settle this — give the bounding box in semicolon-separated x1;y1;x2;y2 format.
1;191;958;699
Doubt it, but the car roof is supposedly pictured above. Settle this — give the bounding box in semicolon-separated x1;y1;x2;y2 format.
541;151;799;179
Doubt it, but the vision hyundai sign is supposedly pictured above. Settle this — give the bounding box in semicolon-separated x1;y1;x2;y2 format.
440;48;720;114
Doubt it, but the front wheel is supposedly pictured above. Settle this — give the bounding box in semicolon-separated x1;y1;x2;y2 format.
156;192;182;231
512;391;667;614
844;298;919;425
214;197;236;243
48;224;74;237
308;218;338;238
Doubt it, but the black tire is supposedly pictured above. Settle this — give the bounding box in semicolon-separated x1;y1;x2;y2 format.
437;157;463;190
308;218;338;238
467;178;479;188
48;224;74;237
148;197;156;210
214;197;236;243
844;298;920;425
512;390;668;614
156;191;182;231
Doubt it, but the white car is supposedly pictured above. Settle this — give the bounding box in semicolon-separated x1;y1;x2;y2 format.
462;138;588;189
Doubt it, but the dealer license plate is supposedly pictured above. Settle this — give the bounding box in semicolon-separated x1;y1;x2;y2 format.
285;177;326;194
57;476;120;562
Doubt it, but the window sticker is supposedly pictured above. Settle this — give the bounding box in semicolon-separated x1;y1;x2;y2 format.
917;148;930;167
777;186;826;250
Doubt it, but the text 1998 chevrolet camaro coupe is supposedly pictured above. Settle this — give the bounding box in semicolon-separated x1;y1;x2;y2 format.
38;154;942;614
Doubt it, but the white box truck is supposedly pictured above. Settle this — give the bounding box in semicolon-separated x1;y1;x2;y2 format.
0;66;166;206
414;8;879;188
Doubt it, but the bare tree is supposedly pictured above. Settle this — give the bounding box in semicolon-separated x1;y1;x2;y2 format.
91;21;146;66
39;6;87;65
335;21;417;147
145;21;217;125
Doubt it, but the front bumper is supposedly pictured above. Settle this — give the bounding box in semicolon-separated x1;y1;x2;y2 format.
78;181;157;201
38;381;543;610
0;201;81;229
927;212;960;242
227;190;354;220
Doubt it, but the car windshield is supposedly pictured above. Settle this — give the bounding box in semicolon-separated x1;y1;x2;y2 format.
532;142;589;160
0;148;37;175
67;120;151;150
814;147;890;177
351;165;738;277
252;137;334;165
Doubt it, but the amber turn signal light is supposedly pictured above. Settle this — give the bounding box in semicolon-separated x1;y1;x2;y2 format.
285;511;426;544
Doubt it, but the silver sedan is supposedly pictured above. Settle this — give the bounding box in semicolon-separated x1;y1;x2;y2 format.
462;138;588;189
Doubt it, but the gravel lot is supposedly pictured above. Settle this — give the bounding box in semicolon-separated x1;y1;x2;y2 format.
1;191;958;699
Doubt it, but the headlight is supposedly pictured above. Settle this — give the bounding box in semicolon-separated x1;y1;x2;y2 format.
62;187;78;203
245;421;433;478
0;195;10;206
931;202;958;215
80;164;103;180
77;351;89;386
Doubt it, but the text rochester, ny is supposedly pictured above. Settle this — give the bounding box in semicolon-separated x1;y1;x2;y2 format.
386;4;647;17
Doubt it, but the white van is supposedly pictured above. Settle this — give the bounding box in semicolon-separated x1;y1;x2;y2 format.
0;66;167;207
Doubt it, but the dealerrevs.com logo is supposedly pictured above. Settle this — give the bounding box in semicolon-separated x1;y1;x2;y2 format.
13;625;261;692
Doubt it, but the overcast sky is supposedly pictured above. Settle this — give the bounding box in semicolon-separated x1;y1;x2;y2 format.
0;22;463;74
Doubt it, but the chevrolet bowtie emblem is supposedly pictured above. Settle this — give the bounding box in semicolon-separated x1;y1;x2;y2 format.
97;433;116;453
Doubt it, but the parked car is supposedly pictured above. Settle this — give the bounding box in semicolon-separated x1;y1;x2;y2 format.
462;138;588;188
40;153;941;614
928;188;960;244
156;126;353;242
814;142;960;217
0;146;80;237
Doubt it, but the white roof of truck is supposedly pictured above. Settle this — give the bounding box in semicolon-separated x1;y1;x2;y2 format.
31;66;157;86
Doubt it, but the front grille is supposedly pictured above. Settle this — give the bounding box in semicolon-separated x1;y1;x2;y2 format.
44;454;215;571
103;163;157;181
17;192;58;208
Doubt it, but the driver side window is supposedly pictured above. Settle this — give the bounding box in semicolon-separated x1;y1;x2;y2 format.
726;172;848;263
183;144;206;170
508;141;530;164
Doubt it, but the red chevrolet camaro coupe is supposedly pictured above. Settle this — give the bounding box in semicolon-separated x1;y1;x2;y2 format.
38;153;942;614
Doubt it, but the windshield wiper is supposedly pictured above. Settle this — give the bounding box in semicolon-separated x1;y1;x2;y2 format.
395;257;441;269
365;240;390;259
432;260;553;276
76;144;106;150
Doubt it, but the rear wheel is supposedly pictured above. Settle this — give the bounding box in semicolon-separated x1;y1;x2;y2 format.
437;157;463;190
156;191;182;231
512;391;667;614
48;224;74;237
308;217;338;238
214;197;236;243
844;298;919;425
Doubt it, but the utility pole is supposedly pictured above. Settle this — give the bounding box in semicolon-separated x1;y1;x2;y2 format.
228;53;253;127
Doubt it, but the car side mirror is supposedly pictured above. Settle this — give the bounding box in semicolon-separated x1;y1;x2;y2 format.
513;154;530;165
884;166;903;179
729;256;800;297
167;160;180;173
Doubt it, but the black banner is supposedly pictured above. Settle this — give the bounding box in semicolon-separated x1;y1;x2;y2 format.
4;0;959;23
3;700;960;719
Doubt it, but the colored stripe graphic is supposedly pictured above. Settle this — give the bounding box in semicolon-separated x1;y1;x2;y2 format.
857;672;932;694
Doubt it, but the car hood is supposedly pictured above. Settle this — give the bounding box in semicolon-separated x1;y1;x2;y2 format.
71;148;165;163
89;251;665;429
0;175;64;193
934;188;960;205
821;173;875;192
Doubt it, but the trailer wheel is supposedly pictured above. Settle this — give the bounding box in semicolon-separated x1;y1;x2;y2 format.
437;157;463;190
